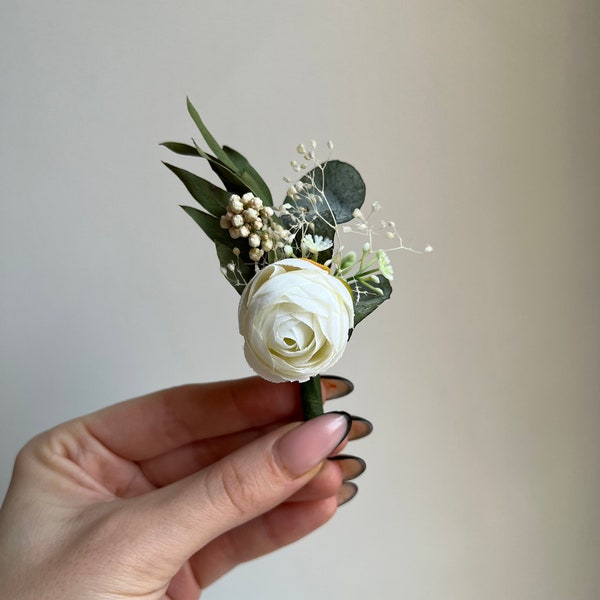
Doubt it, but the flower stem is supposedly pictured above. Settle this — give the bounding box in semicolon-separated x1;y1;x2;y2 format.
300;375;324;420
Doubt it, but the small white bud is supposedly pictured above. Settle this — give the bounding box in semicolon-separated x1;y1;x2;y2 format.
227;262;236;272
261;206;274;218
229;227;242;240
250;197;263;210
231;214;244;228
220;215;230;229
385;231;395;239
230;198;244;214
352;208;364;219
284;244;294;257
372;201;381;211
425;245;433;253
327;140;334;150
243;207;258;222
310;139;317;149
290;160;298;168
248;233;261;247
300;163;307;169
296;143;306;154
253;218;264;230
242;192;254;202
249;247;264;262
363;242;371;252
239;225;250;238
261;238;274;252
232;247;240;256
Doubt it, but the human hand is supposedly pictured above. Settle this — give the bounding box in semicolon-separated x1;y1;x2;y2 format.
0;376;369;599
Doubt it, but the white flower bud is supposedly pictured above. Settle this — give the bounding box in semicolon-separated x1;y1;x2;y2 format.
310;139;317;149
261;238;274;252
239;225;250;238
243;208;259;222
261;206;274;218
230;197;244;214
220;215;231;229
284;245;294;257
249;247;264;262
296;143;306;154
231;214;244;228
229;227;242;239
248;198;261;210
253;218;263;231
248;233;261;247
242;192;254;202
327;140;334;150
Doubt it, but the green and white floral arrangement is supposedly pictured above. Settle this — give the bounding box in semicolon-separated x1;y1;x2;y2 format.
163;99;431;419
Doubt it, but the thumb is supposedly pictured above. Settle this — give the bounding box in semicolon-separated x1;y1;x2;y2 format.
130;411;351;566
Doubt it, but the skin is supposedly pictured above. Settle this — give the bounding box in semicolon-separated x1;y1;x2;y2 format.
0;377;359;600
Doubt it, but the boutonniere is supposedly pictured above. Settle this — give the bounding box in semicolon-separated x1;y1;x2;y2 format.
163;99;431;419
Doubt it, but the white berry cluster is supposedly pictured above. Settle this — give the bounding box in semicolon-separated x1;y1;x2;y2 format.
220;192;291;262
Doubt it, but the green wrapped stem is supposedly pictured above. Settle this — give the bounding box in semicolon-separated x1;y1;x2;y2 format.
300;375;324;420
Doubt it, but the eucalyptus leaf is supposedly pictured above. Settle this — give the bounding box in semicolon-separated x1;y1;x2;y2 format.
281;160;366;264
164;162;230;217
351;277;392;327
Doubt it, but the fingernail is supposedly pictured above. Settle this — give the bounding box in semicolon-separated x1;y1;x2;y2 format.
275;412;352;478
337;481;358;506
328;454;367;481
321;376;354;400
349;416;374;441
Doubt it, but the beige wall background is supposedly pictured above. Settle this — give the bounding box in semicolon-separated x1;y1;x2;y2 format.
1;1;598;599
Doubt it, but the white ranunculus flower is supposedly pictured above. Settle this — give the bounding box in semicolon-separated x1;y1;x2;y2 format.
238;258;354;383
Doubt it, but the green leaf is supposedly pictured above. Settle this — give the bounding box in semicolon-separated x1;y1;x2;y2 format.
223;146;273;206
351;277;392;327
215;241;253;294
160;141;200;156
186;98;238;172
281;160;366;264
164;162;230;217
180;205;232;247
209;159;254;197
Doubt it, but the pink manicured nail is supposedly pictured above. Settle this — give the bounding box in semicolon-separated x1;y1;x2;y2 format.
275;412;352;477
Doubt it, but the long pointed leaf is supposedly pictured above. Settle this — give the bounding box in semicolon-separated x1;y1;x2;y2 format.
164;162;230;217
186;98;237;172
180;205;231;247
223;146;273;206
160;141;200;156
215;241;253;294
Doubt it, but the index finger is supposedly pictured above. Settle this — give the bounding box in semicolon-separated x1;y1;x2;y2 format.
83;377;302;462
